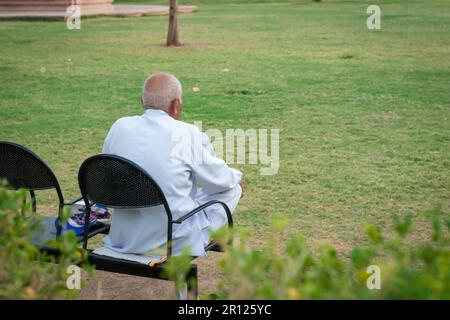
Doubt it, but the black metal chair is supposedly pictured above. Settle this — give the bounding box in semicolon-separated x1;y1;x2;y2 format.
0;141;110;244
78;154;233;298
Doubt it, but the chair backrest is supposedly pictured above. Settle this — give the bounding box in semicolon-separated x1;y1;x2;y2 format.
0;141;60;192
78;154;170;212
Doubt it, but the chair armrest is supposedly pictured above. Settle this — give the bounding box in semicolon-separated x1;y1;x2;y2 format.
64;197;96;207
172;200;233;229
64;196;83;206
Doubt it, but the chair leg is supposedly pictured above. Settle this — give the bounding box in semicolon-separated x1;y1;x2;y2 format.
174;265;198;300
187;265;198;300
175;282;188;300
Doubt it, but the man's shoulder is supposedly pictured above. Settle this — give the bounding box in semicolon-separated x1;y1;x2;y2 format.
109;115;203;138
172;119;202;134
115;115;141;124
110;115;142;129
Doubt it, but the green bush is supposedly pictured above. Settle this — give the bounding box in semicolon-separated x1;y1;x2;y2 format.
0;183;90;299
167;207;449;299
212;208;449;299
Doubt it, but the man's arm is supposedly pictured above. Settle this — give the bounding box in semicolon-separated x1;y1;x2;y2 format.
189;130;243;195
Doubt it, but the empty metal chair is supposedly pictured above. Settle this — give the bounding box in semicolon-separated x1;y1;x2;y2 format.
0;141;110;244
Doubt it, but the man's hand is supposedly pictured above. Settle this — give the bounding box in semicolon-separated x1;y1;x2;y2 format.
239;181;245;198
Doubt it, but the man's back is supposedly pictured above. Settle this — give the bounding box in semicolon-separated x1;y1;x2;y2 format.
102;108;242;256
103;109;198;219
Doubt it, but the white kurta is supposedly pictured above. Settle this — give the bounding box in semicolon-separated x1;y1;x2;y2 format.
101;109;242;257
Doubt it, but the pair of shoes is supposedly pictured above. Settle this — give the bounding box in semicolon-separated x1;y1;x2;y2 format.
68;210;98;228
72;201;111;224
55;202;111;236
70;203;111;227
54;212;97;236
92;204;111;224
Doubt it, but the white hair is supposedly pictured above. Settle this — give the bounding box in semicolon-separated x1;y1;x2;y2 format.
141;72;182;111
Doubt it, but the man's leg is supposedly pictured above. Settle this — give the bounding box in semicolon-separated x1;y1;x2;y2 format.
195;184;242;231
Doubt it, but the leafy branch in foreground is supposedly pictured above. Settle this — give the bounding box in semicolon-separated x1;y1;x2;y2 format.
166;206;449;300
0;183;91;299
213;207;449;299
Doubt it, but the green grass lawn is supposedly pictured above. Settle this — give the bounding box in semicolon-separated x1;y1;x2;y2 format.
0;0;449;254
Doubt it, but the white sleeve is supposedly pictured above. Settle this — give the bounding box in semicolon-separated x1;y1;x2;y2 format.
189;130;242;195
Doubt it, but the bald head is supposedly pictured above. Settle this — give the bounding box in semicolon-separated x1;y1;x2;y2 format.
141;72;183;111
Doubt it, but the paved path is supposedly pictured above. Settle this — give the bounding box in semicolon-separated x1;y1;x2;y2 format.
0;4;197;19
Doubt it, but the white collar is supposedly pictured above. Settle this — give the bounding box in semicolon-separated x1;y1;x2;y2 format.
143;108;170;118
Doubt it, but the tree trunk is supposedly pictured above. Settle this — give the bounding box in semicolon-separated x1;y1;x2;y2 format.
166;0;180;46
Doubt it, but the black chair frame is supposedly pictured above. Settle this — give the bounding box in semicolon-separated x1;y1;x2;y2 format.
77;154;233;298
0;141;111;238
0;142;233;299
0;141;62;225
